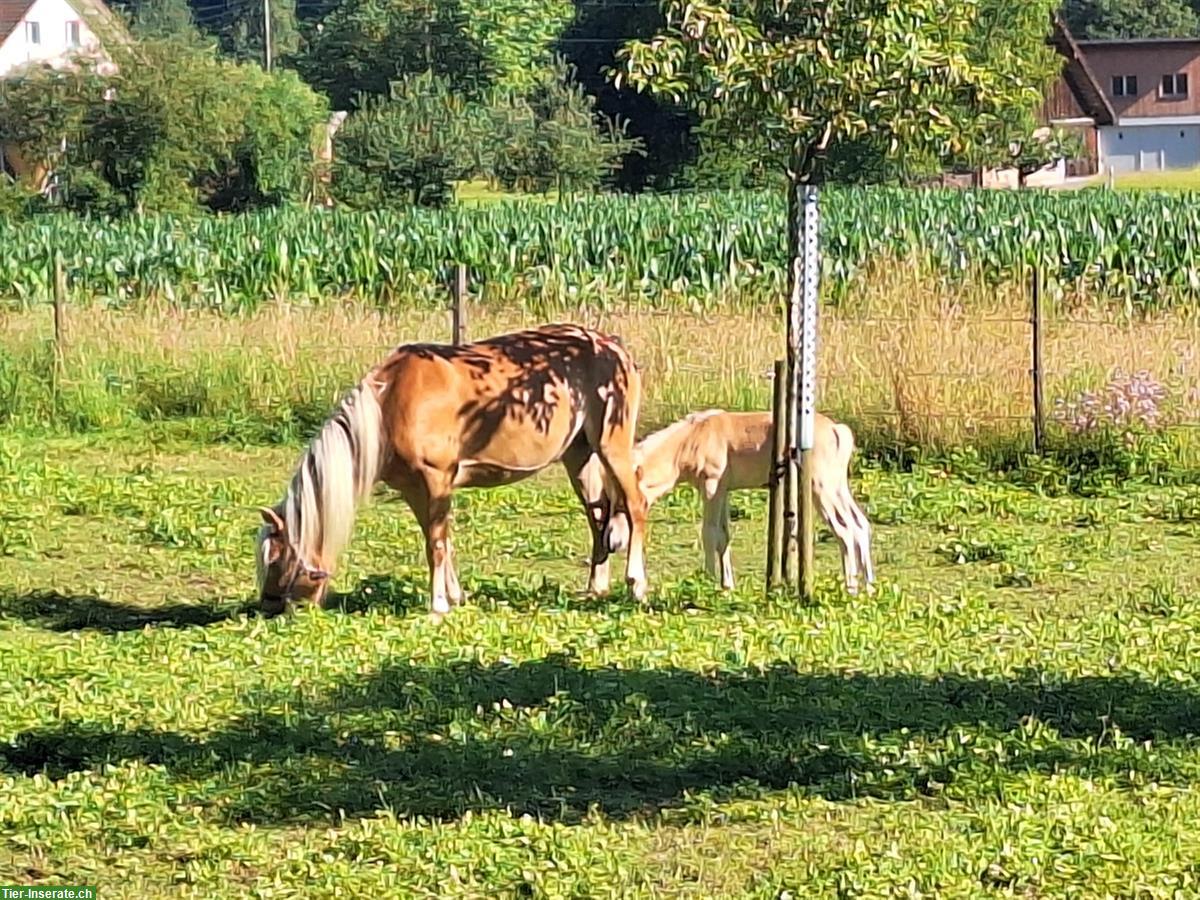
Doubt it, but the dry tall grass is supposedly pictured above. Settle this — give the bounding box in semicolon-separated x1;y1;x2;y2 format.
5;262;1200;458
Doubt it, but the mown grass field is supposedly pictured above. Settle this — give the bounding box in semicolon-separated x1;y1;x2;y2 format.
5;426;1200;898
5;258;1200;895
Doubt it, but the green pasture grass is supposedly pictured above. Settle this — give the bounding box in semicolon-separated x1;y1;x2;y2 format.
1113;167;1200;193
4;430;1200;896
1072;166;1200;194
453;179;562;205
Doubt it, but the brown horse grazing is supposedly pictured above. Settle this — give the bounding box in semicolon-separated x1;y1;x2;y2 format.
255;324;650;617
587;409;874;594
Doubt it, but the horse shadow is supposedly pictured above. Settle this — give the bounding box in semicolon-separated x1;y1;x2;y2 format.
327;571;658;617
5;656;1199;827
0;589;259;633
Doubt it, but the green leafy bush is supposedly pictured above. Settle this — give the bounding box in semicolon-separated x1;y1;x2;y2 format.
331;72;489;208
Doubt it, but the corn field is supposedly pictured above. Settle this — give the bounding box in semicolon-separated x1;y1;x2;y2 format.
3;187;1199;310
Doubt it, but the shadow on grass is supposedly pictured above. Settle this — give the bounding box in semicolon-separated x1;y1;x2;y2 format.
328;573;663;617
0;590;259;633
4;657;1199;826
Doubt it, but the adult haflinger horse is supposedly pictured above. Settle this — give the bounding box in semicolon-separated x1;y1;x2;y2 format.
254;324;650;616
592;409;874;594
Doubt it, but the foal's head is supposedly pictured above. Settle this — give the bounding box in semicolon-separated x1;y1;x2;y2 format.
255;506;330;615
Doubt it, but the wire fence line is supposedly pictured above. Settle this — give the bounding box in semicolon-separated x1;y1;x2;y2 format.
35;255;1200;453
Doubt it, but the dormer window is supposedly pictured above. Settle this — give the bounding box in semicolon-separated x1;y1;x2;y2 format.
1112;74;1137;97
1162;73;1189;99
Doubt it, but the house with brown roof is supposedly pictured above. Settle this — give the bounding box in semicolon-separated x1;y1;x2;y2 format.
0;0;121;77
1079;34;1200;173
1041;18;1200;175
0;0;124;185
1039;15;1117;177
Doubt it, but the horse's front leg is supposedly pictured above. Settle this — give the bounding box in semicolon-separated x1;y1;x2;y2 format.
701;479;730;588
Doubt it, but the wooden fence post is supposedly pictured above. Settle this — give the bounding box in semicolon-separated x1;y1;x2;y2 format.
766;359;787;591
52;253;66;409
450;263;467;346
783;177;803;586
1031;264;1045;455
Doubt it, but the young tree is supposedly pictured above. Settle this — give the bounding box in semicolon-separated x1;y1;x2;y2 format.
290;0;488;110
612;0;1060;598
612;0;1059;185
329;72;490;208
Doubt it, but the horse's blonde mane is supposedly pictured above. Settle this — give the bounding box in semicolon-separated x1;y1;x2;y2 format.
256;377;387;582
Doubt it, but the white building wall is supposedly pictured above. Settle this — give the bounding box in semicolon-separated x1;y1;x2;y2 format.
0;0;104;77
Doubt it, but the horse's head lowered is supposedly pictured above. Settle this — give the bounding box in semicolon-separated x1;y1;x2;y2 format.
255;506;329;615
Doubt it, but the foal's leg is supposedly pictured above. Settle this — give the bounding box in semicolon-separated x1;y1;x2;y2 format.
700;479;724;583
563;445;613;596
842;487;875;593
814;479;860;595
717;491;735;591
444;533;464;606
701;479;735;591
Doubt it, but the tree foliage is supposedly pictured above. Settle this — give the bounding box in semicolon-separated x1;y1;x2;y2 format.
613;0;1059;183
1063;0;1200;39
486;59;641;194
460;0;575;93
0;38;329;216
290;0;488;110
330;72;488;208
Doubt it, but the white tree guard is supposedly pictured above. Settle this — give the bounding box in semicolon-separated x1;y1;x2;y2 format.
798;184;819;452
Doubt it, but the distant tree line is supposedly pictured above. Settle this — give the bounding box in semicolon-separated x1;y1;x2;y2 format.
0;0;1086;217
1063;0;1200;39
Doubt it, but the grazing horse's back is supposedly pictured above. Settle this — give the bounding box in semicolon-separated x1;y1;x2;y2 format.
377;324;639;488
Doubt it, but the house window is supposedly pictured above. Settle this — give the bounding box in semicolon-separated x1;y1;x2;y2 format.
24;21;40;44
1112;75;1138;97
66;20;81;47
1162;73;1189;99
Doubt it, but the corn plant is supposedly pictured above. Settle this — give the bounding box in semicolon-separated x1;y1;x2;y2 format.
2;187;1199;311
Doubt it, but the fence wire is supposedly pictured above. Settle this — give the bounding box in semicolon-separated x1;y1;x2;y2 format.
28;262;1200;452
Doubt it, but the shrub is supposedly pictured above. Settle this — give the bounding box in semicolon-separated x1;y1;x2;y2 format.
330;72;489;208
0;37;329;216
485;59;640;195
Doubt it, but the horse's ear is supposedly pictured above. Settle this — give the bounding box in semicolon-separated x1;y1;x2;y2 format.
259;506;285;534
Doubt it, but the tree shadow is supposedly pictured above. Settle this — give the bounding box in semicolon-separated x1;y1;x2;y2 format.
4;657;1199;827
0;590;259;633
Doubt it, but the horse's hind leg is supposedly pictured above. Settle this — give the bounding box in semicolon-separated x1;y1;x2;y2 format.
594;431;648;600
701;479;735;590
444;534;463;606
402;470;456;616
563;443;613;596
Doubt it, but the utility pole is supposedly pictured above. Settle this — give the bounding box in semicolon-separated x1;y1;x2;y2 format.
263;0;273;71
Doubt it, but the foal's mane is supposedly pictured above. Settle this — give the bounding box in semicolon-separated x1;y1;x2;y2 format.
256;376;387;582
638;408;722;460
